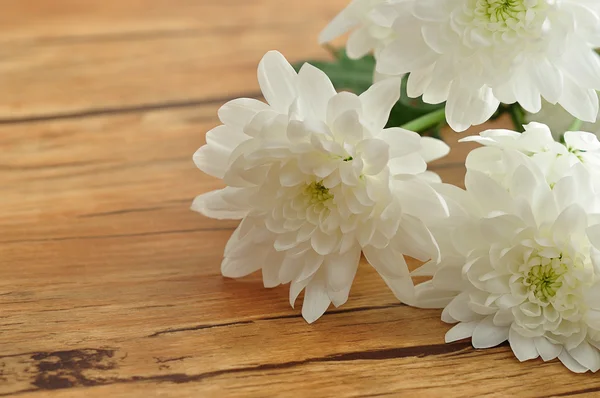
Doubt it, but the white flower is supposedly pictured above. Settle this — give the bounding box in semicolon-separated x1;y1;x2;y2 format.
192;51;450;323
415;146;600;372
322;0;600;132
460;122;600;185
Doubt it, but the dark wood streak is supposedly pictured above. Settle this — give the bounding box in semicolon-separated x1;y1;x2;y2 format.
148;303;405;337
1;342;473;396
35;305;108;313
0;227;237;245
0;92;261;125
154;356;192;364
77;206;169;218
4;23;319;47
0;160;105;171
552;386;600;397
147;320;255;338
35;156;192;181
77;198;193;218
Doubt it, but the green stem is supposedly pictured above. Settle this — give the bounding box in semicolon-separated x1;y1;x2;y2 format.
509;104;525;132
400;107;447;133
568;118;583;131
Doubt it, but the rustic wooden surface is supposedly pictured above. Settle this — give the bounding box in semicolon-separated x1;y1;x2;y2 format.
0;2;596;397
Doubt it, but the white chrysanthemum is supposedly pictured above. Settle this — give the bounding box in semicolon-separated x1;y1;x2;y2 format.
192;51;450;323
415;146;600;372
461;122;600;185
322;0;600;132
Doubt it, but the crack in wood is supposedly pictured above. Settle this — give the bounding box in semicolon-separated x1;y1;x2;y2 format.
147;320;254;338
154;356;192;364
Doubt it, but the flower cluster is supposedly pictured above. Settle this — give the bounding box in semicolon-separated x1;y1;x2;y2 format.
415;125;600;372
321;0;600;131
192;0;600;374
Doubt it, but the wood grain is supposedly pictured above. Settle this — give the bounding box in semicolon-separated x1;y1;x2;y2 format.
0;1;596;397
0;0;349;119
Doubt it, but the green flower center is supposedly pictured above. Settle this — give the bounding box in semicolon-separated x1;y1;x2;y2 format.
467;0;547;35
525;257;567;302
478;0;524;23
304;181;333;206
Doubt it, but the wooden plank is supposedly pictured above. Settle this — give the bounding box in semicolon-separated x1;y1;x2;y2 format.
0;1;349;120
0;1;347;42
0;102;591;397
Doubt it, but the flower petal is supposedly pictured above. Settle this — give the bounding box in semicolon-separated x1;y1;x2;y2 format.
194;124;248;178
328;284;352;308
472;316;509;348
363;245;410;279
377;29;436;75
221;242;270;279
534;337;562;362
218;98;270;130
509;327;539;362
446;83;500;132
414;280;457;309
445;321;478;343
297;63;336;121
559;350;591;373
325;245;361;292
569;341;600;372
357;138;390;175
347;26;377;59
359;77;402;132
301;272;331;323
419;136;450;163
191;189;248;220
379;128;422;159
257;51;298;113
290;277;310;308
319;6;358;44
327;92;363;127
559;76;599;123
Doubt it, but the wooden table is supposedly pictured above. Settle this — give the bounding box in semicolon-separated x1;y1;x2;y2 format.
1;2;597;397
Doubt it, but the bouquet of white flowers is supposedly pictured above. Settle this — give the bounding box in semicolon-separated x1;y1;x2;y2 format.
192;0;600;373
